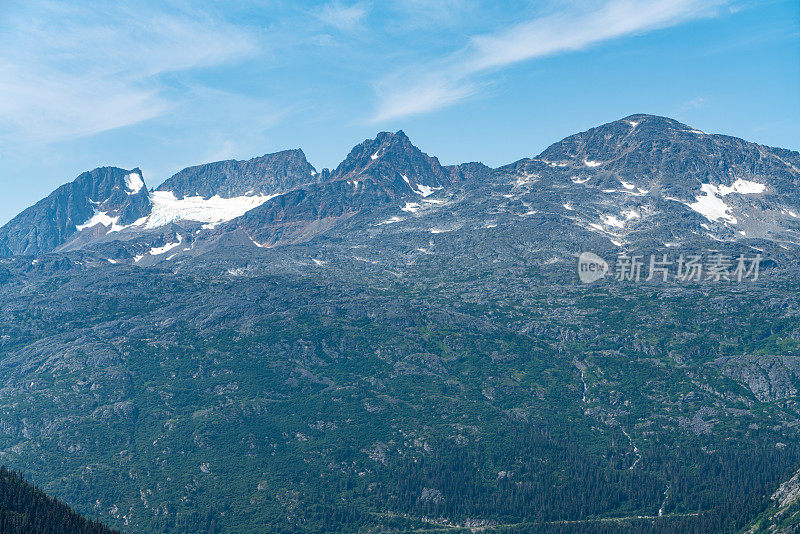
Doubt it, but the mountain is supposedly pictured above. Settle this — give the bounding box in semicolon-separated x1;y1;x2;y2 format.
1;116;800;532
0;167;150;256
500;113;800;246
328;130;451;192
0;150;322;260
0;466;118;534
157;149;320;199
211;130;466;248
6;117;797;262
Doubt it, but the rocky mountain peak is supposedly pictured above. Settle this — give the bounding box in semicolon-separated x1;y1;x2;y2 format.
329;130;451;195
156;149;319;200
0;166;151;257
530;114;799;199
72;166;148;200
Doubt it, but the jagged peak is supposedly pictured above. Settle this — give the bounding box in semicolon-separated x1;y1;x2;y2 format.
156;148;317;200
329;129;442;183
68;166;147;201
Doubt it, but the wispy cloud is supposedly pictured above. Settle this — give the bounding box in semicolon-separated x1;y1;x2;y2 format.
391;0;475;27
0;1;258;145
680;96;708;111
317;1;369;32
372;0;725;122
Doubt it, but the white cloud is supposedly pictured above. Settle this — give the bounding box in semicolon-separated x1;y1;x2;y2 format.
373;74;479;122
372;0;725;121
317;1;369;32
681;96;708;110
0;1;258;145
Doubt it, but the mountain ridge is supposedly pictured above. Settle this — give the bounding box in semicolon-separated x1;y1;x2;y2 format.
156;148;320;199
3;114;799;260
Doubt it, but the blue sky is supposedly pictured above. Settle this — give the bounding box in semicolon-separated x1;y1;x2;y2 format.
0;0;798;224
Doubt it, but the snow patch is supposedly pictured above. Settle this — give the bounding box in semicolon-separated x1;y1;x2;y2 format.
690;189;736;223
601;215;625;228
415;184;441;197
584;159;602;167
149;234;183;256
540;159;568;167
124;172;144;194
401;202;421;213
563;203;574;211
377;216;403;225
142;191;277;229
712;179;766;196
76;211;127;233
619;180;636;190
515;173;538;186
134;234;183;262
688;180;765;223
429;226;461;234
622;210;640;221
249;236;270;248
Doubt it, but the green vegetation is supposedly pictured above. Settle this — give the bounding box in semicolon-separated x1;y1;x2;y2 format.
1;259;799;532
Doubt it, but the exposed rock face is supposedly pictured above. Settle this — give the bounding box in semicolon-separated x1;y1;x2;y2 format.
773;469;800;509
329;130;451;192
222;130;462;246
156;149;319;199
230;178;402;247
715;355;800;402
497;113;800;246
0;167;150;256
534;114;800;200
446;161;493;184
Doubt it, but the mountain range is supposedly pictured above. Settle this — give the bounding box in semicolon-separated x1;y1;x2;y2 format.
3;114;799;265
1;115;800;533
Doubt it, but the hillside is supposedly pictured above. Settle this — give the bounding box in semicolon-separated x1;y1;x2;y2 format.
0;115;799;532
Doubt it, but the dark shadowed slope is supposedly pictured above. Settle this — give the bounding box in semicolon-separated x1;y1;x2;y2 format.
0;466;118;534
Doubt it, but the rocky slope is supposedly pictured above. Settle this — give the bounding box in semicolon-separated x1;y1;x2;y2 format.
156;149;320;199
0;167;150;256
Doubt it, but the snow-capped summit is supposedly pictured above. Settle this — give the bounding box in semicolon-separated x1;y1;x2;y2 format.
0;166;151;256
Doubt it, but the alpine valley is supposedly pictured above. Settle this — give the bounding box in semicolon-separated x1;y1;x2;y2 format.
2;114;800;533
